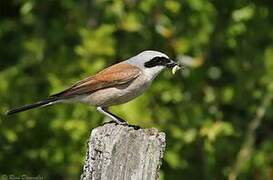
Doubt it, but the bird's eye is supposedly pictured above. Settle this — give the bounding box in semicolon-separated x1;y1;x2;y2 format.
158;57;170;65
144;56;171;68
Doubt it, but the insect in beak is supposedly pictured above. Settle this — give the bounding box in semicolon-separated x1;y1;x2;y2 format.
166;60;182;74
171;65;182;74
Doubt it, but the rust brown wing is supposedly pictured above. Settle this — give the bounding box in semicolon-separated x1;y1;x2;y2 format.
50;63;141;98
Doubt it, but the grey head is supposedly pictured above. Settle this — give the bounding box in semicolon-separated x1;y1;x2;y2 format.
125;50;178;79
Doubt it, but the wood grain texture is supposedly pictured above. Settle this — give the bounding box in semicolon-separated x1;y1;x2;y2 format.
81;123;166;180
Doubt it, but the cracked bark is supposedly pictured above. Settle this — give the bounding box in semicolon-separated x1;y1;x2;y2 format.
81;123;166;180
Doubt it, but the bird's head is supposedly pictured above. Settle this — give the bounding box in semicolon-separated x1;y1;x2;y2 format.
126;50;180;78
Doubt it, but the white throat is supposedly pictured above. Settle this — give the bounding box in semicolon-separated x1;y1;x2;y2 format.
142;66;165;80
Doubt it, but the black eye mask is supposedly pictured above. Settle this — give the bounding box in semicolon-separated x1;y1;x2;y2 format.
144;56;171;68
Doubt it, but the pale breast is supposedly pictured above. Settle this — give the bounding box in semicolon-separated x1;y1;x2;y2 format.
80;74;151;107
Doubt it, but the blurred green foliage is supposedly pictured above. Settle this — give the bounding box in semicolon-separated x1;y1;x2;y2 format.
0;0;273;179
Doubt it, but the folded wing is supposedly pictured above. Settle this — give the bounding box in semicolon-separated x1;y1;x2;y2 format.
51;63;141;99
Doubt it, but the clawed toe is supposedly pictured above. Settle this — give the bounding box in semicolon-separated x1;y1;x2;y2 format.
128;124;141;130
101;120;141;129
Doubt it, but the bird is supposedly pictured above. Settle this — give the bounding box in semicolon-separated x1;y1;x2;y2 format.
6;50;181;124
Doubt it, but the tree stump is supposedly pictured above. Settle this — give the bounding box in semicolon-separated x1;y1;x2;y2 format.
81;123;166;180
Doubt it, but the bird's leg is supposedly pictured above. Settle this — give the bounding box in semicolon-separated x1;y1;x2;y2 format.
96;107;128;125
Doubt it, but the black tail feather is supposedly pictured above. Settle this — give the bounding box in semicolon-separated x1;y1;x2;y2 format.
6;98;59;116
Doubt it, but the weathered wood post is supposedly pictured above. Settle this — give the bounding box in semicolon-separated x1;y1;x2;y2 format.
81;123;166;180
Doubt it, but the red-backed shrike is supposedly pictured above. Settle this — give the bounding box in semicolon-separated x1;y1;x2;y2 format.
6;50;181;124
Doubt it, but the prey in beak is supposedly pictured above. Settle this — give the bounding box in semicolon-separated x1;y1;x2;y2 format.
166;60;182;74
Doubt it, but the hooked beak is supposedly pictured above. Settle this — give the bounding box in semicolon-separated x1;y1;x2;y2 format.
166;60;179;68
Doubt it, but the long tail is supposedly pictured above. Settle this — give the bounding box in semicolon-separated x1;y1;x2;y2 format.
6;97;60;116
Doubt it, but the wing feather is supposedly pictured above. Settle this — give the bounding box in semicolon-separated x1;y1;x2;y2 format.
51;63;141;98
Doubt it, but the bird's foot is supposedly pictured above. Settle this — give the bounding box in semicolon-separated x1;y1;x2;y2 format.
127;124;141;130
112;117;128;125
97;107;140;129
102;120;141;130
